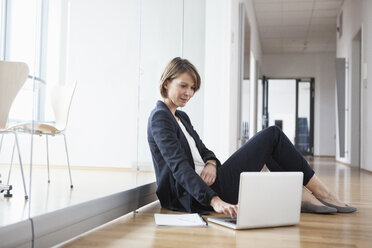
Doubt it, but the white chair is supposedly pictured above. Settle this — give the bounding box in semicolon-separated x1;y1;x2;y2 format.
8;80;77;189
0;61;29;199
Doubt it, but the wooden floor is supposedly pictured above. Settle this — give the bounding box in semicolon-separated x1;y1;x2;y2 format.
62;158;372;248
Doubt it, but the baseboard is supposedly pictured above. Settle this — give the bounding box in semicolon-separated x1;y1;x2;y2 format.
0;219;33;248
131;162;154;172
335;160;351;166
361;168;372;175
313;155;336;158
0;163;149;172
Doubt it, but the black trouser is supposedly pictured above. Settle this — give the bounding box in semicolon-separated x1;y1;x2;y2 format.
211;126;314;204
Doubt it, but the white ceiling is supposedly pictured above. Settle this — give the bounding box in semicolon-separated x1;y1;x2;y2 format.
252;0;344;54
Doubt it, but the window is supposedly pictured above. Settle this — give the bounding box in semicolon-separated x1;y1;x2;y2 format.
0;0;66;123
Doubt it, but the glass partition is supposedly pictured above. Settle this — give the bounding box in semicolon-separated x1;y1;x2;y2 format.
26;0;153;218
0;0;40;227
137;0;207;170
181;0;206;134
1;0;206;228
137;0;183;170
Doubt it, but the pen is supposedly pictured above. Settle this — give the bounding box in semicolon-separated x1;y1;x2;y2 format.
198;214;208;226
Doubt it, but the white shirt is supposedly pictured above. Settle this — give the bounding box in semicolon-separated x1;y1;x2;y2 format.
177;119;205;175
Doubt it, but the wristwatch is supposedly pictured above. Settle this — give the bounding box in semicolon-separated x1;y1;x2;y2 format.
205;160;217;168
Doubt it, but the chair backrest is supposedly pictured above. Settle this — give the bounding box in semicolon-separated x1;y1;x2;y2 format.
0;61;29;129
47;81;77;131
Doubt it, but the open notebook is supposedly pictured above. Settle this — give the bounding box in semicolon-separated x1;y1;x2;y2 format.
154;213;207;227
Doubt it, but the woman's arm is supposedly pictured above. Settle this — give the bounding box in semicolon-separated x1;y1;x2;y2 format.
210;196;238;218
200;163;217;186
150;110;217;206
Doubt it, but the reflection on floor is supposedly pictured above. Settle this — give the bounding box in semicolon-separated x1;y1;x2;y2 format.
63;158;372;248
0;164;155;227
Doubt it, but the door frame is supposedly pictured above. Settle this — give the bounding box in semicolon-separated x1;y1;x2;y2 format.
262;75;269;129
295;78;315;155
262;76;315;155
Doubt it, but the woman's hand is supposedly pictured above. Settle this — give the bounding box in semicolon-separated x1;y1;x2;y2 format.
210;196;238;218
200;163;217;186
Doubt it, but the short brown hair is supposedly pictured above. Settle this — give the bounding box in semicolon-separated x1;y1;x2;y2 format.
159;57;201;98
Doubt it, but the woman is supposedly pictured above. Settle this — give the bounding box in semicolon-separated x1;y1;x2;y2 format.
147;57;356;217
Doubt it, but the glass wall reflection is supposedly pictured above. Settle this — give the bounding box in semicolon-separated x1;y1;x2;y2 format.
0;0;40;226
137;0;183;170
1;0;209;228
182;0;206;139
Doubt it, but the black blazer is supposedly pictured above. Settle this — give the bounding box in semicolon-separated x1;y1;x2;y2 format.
147;101;221;213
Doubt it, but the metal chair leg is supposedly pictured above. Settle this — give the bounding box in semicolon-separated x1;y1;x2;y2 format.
14;132;28;200
6;139;16;185
46;135;50;183
0;134;3;154
63;133;73;188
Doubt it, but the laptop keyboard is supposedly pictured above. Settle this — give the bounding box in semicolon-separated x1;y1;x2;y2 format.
227;219;237;224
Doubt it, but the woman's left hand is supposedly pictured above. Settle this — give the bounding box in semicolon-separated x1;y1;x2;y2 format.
200;163;217;186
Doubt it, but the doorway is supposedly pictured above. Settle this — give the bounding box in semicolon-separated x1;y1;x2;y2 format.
262;77;315;155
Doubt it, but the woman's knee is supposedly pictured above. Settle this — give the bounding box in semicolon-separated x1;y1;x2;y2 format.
261;125;282;142
266;125;281;134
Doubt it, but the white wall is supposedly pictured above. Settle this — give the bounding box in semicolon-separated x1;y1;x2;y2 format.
136;0;183;169
336;0;372;171
181;0;206;141
204;0;231;163
204;0;262;163
262;53;337;156
63;0;142;167
335;0;362;166
137;0;207;169
362;0;372;172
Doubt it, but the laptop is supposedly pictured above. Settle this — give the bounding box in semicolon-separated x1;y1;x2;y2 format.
208;172;303;229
